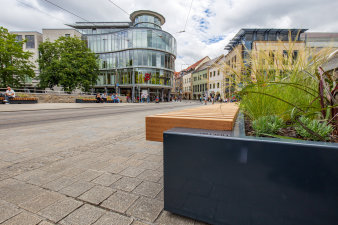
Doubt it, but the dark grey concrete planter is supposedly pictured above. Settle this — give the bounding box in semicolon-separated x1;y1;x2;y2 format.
163;114;338;225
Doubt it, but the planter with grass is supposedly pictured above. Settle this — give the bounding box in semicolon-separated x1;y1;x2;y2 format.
163;40;338;225
163;114;338;225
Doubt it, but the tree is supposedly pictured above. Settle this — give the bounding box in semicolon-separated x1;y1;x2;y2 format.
0;27;35;87
38;36;99;92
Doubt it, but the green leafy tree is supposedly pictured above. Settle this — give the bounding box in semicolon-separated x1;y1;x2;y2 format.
0;26;35;87
38;36;99;92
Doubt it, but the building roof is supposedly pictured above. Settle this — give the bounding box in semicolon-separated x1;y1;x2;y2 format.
194;55;224;72
184;56;210;72
224;28;308;51
130;10;165;25
11;31;42;34
66;22;131;29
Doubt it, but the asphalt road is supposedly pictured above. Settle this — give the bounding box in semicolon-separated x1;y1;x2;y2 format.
0;103;197;129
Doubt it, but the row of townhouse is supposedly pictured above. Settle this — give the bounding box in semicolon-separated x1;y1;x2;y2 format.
173;28;338;100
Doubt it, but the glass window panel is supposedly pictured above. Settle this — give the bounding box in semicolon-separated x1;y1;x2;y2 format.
128;50;132;66
156;52;161;67
128;30;133;48
147;51;151;66
25;35;35;48
161;54;164;68
143;50;147;65
137;30;141;47
152;52;156;66
137;50;142;65
147;30;152;48
135;71;139;84
142;30;147;47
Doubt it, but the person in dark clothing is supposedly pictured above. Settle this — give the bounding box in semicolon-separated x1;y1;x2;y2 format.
96;93;102;103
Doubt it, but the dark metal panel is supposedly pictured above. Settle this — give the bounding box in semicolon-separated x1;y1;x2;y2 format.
163;129;338;225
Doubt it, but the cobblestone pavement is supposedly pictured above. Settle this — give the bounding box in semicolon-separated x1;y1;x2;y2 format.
0;103;208;225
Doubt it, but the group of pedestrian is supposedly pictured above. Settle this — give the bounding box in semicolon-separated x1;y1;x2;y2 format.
198;93;236;105
0;86;15;104
95;92;120;103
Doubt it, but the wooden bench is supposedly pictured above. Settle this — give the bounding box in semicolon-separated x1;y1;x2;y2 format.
0;97;38;104
146;103;239;142
75;99;122;103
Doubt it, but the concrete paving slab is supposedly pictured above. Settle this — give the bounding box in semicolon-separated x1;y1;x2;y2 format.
155;211;195;225
2;211;42;225
119;167;146;178
19;191;64;213
137;169;162;183
59;204;105;225
59;181;95;198
110;177;142;192
0;179;43;205
0;200;22;223
38;198;83;223
78;185;115;205
93;212;133;225
92;173;122;186
43;177;77;192
72;169;103;182
126;197;163;223
131;221;148;225
132;181;163;198
101;190;139;213
38;221;55;225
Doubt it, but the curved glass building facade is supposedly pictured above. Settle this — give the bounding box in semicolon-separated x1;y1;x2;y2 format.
68;10;176;101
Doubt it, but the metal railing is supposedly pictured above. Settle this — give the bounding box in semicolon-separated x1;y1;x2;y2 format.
0;88;95;96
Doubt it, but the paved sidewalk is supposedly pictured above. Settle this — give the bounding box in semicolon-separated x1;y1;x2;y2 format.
0;103;207;225
0;102;192;112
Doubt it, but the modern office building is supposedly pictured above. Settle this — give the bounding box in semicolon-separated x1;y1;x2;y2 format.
67;10;177;101
301;32;338;49
223;28;308;96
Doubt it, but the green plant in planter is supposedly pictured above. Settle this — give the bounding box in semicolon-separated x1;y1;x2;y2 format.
252;115;284;136
295;116;333;141
217;33;337;140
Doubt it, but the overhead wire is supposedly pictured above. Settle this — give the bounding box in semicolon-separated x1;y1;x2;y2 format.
182;0;194;33
16;0;67;24
41;0;90;22
107;0;130;16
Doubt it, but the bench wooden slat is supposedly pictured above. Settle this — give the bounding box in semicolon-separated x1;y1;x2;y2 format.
145;103;239;142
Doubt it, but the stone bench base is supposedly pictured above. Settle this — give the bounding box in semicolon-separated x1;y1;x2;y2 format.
0;97;38;104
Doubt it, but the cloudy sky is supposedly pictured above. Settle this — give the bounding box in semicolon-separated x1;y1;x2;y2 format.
1;0;338;71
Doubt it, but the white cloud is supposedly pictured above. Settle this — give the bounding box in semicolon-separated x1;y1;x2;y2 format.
1;0;338;71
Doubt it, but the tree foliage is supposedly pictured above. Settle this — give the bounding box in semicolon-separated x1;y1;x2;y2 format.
0;26;35;87
38;36;99;92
